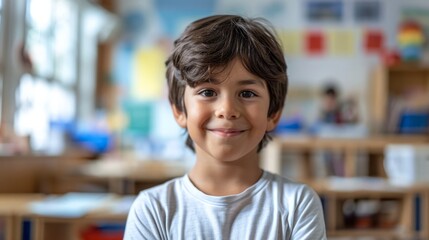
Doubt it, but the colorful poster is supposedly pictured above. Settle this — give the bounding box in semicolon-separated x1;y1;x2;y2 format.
354;0;381;22
306;0;343;23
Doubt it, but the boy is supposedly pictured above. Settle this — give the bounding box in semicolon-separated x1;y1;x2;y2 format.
124;15;326;239
320;83;342;124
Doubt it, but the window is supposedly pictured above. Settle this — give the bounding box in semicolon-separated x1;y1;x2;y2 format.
15;0;78;152
0;0;3;114
25;0;77;84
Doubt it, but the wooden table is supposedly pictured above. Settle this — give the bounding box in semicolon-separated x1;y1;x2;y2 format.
77;159;189;194
28;195;131;240
0;194;44;240
0;194;134;240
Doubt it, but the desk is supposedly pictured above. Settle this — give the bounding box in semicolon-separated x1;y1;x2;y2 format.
261;135;429;181
0;194;134;240
0;194;44;240
77;159;189;194
0;156;89;194
29;195;131;240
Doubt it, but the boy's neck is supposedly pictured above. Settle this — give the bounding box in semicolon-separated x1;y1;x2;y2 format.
188;158;263;196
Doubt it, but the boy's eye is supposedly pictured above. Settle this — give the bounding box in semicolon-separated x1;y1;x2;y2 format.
239;90;257;98
198;89;216;97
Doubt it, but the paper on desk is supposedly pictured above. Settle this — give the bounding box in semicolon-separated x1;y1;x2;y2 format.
111;195;136;214
29;192;113;218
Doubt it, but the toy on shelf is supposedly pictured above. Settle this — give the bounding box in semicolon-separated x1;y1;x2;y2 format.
397;20;425;61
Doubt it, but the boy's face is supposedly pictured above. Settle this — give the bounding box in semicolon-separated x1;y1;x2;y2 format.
172;58;281;163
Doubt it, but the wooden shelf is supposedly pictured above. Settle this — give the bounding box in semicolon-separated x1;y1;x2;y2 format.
313;177;422;239
328;229;402;238
370;63;429;134
260;135;429;238
261;135;429;180
388;62;429;72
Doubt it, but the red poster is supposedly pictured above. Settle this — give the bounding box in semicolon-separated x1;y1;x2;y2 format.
364;29;384;53
305;31;325;55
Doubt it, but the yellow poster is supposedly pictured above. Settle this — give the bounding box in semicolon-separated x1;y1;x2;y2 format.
278;30;302;56
327;30;356;56
132;47;166;100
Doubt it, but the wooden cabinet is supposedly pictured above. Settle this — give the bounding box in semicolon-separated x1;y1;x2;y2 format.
312;178;420;239
370;63;429;134
261;135;429;239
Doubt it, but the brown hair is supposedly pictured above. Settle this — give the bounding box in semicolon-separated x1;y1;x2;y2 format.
166;15;288;152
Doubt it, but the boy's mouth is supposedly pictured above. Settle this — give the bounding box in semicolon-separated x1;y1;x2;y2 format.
207;128;246;137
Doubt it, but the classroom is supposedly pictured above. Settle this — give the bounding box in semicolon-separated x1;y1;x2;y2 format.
1;0;429;239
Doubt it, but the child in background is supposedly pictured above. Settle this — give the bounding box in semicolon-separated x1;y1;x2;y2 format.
124;15;326;239
320;83;342;124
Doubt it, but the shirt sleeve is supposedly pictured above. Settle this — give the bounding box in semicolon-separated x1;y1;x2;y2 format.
123;192;164;240
290;186;327;240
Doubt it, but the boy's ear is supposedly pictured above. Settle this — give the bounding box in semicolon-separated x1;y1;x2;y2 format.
171;104;187;128
267;111;282;132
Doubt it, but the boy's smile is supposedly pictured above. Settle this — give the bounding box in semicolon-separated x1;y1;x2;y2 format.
173;57;280;163
207;127;247;138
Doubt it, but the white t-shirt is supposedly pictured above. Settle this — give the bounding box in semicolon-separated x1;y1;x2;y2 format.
124;171;327;240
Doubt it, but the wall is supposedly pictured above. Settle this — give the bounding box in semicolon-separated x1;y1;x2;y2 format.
286;0;429;126
111;0;429;144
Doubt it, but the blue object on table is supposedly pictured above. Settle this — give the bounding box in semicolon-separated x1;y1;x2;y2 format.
68;123;112;154
71;130;112;154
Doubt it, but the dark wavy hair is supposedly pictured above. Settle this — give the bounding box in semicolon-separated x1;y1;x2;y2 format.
166;15;288;152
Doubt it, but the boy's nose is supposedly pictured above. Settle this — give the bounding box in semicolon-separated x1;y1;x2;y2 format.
214;98;240;120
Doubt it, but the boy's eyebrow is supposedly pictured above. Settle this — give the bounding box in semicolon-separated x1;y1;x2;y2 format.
204;78;266;86
236;79;265;87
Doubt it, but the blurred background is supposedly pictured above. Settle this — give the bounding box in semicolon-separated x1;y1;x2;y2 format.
1;0;429;239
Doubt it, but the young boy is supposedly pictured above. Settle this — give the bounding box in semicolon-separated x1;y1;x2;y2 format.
124;15;326;239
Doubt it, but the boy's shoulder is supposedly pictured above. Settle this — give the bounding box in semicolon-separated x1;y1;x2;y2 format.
265;172;321;215
129;176;185;216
